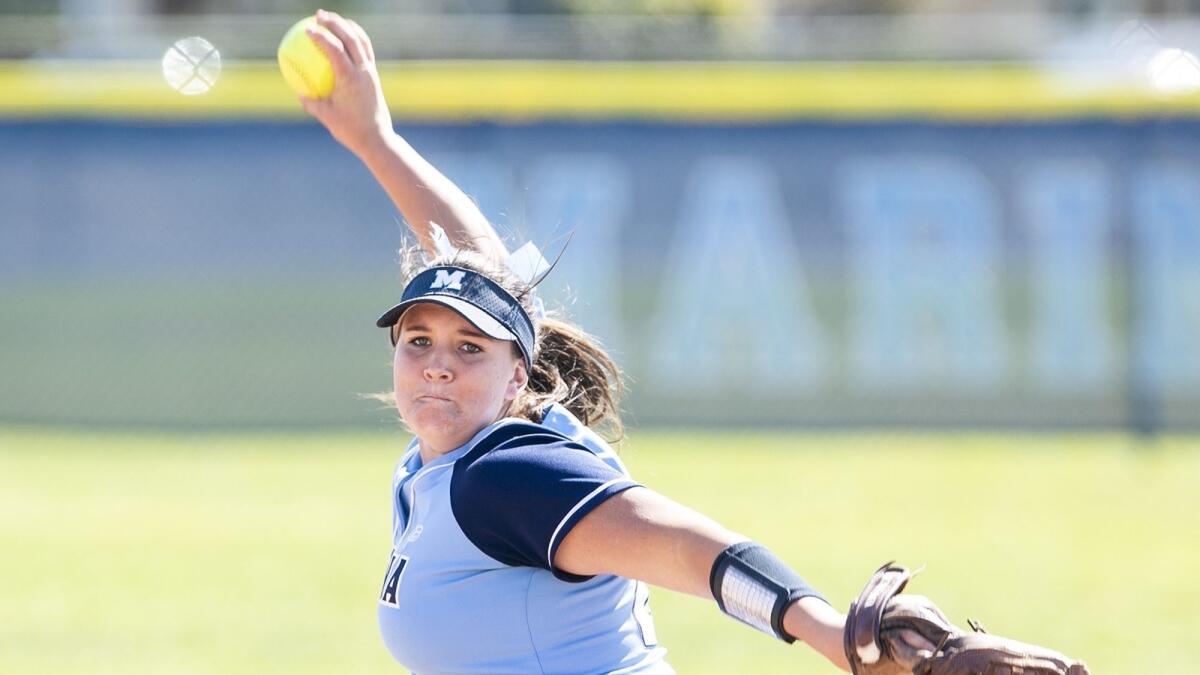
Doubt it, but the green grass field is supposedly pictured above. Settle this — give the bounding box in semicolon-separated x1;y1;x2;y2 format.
1;429;1196;674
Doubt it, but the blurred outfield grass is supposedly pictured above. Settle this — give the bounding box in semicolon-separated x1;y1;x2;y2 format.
1;429;1196;674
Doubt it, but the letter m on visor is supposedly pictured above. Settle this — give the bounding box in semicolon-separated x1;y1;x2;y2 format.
430;269;466;291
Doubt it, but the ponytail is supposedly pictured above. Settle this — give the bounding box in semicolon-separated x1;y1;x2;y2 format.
510;315;625;442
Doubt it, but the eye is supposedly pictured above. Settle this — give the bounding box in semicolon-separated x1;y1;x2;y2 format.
460;342;483;354
408;336;431;347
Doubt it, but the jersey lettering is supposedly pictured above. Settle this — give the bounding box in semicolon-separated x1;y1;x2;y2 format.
379;550;410;608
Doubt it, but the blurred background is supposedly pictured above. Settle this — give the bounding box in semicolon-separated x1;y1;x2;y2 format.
1;1;1198;674
4;1;1200;431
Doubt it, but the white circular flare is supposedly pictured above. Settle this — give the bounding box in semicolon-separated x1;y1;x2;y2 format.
1146;47;1200;95
162;36;221;96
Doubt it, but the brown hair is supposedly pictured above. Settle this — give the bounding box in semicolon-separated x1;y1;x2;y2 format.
393;245;625;442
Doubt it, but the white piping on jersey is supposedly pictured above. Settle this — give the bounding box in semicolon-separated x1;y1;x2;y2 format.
395;463;454;550
546;476;632;566
391;422;520;546
391;442;421;542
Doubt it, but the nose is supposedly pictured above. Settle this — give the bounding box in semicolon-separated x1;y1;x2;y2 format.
422;357;453;383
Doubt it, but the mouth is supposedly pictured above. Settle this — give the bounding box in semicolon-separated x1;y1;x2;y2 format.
415;394;453;403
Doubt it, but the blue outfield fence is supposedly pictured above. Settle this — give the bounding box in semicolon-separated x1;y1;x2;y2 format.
1;119;1198;430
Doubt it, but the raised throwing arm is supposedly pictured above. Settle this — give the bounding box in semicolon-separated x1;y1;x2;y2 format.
297;10;508;263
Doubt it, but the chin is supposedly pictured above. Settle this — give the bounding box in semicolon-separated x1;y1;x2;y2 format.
403;408;461;440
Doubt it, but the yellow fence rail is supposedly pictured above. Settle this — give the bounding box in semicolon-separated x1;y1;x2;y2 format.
3;59;1200;120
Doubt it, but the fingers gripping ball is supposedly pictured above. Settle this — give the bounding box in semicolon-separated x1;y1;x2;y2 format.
277;17;337;99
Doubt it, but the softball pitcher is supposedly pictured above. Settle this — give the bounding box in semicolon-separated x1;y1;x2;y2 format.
297;10;1090;675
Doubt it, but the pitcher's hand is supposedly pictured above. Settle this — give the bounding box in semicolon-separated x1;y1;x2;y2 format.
300;9;395;158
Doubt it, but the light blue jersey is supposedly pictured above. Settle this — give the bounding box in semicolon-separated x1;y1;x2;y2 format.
377;403;672;674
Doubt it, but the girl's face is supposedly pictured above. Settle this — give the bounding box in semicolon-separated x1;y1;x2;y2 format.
392;302;527;457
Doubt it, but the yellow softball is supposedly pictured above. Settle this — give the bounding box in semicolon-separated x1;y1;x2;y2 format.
277;17;337;99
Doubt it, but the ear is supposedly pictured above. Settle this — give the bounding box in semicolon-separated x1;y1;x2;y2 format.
505;359;529;401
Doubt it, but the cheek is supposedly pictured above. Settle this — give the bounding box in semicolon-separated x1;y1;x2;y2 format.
457;370;500;405
451;363;514;416
484;361;522;403
392;352;405;388
392;351;421;398
392;353;406;385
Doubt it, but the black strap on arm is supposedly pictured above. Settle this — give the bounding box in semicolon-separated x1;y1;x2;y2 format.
709;541;829;643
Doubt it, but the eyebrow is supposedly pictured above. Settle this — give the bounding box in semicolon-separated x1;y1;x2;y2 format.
401;323;489;340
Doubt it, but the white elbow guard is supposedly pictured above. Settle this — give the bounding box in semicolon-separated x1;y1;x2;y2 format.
709;541;829;643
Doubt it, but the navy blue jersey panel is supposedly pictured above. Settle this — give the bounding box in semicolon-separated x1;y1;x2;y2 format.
450;425;637;581
462;422;567;458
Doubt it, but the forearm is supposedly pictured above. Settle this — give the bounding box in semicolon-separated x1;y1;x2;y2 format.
629;533;851;670
299;10;507;262
783;596;851;671
356;131;508;262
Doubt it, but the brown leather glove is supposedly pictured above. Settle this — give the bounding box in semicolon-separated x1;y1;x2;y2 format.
844;562;1091;675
